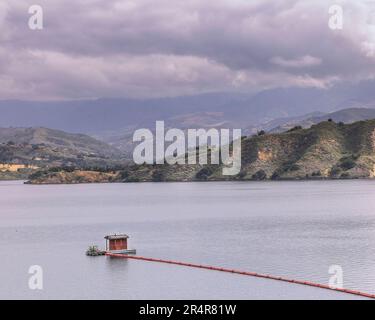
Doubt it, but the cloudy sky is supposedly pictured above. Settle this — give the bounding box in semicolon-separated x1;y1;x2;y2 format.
0;0;374;100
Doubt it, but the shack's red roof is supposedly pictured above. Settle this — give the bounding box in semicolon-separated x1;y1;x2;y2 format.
104;234;129;240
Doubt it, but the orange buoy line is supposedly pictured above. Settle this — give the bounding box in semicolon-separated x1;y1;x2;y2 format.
106;252;375;299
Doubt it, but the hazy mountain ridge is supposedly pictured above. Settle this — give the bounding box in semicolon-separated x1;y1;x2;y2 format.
269;108;375;133
95;111;239;153
1;79;375;136
96;107;375;154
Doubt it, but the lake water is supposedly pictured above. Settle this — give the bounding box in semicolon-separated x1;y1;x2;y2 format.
0;180;375;299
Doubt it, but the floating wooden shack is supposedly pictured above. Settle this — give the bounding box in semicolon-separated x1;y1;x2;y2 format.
104;234;136;254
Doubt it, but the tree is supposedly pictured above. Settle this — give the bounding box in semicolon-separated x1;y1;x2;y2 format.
271;171;280;180
152;171;166;182
340;159;356;170
195;166;214;180
329;167;341;177
312;171;321;177
287;126;302;132
237;170;247;179
252;170;267;180
340;172;350;179
119;170;129;180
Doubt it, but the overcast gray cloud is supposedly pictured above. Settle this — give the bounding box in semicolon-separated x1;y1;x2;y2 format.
0;0;374;100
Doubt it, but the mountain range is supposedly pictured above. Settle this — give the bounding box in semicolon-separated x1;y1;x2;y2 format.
1;79;375;154
0;127;125;180
1;79;375;134
254;108;375;134
2;79;375;180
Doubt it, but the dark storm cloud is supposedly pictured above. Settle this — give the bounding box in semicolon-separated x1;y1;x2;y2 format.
0;0;374;99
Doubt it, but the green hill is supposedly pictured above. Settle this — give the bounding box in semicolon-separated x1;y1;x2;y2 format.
27;119;375;184
0;127;126;180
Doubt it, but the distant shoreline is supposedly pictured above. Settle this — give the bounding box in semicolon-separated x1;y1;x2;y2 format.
23;175;375;185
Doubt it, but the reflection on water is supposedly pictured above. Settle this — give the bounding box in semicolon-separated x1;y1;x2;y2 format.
0;180;374;299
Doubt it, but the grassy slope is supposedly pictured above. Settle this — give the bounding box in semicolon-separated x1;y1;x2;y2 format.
27;119;375;184
0;127;127;180
0;127;122;157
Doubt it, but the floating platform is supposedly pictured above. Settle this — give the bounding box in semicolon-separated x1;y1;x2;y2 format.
107;249;136;255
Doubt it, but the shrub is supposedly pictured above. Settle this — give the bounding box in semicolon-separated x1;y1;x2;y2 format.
289;164;300;171
281;162;300;172
152;171;166;182
340;159;356;170
86;245;103;256
329;167;341;177
339;155;357;171
28;170;45;180
252;170;267;180
124;177;140;183
119;170;129;180
257;130;266;136
271;171;280;180
287;126;303;132
61;166;76;173
196;166;215;180
237;170;247;179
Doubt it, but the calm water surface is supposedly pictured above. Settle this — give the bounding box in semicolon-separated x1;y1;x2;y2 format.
0;180;374;299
